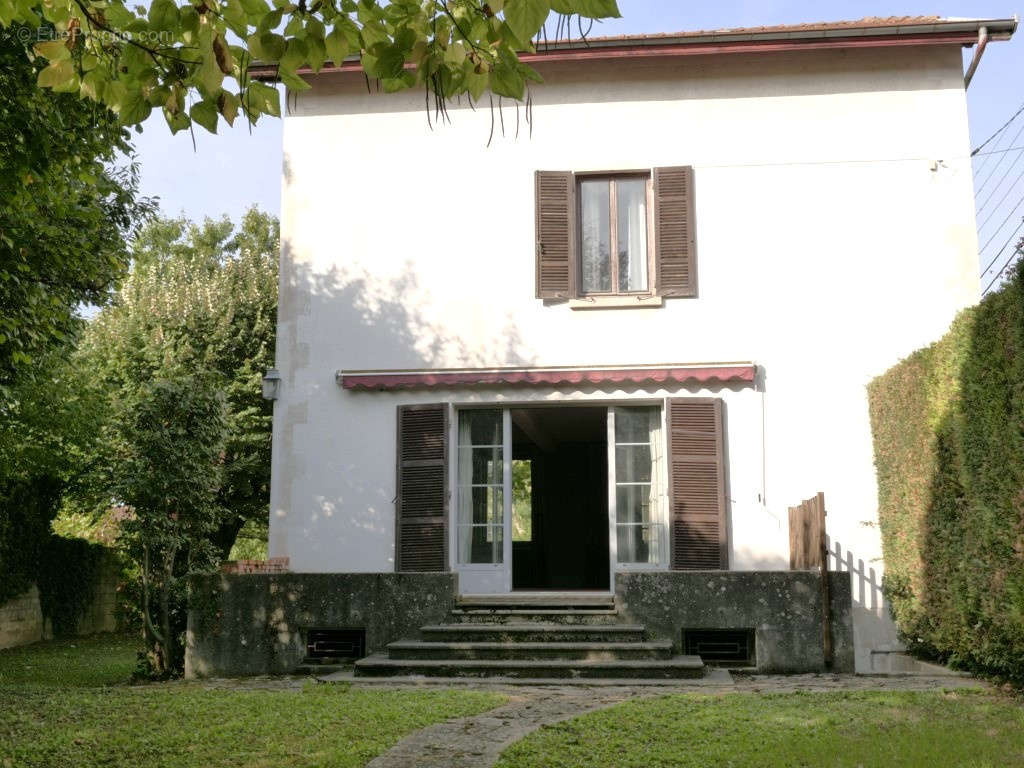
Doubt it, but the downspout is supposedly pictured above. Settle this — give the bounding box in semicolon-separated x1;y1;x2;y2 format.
964;26;989;88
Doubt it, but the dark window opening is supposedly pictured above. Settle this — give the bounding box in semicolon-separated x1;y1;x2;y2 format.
305;628;366;661
510;406;609;591
683;628;755;667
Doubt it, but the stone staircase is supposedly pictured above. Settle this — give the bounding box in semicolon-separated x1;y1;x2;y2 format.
351;596;705;681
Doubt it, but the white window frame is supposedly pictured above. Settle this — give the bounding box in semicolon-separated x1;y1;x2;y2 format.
449;406;512;593
607;404;669;571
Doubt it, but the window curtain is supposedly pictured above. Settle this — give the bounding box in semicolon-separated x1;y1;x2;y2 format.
619;180;648;292
457;413;473;563
646;407;663;564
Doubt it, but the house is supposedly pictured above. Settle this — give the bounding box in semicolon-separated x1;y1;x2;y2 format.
185;15;1016;679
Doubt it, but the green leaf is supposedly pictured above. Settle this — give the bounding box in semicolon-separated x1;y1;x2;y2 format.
196;52;224;97
504;0;550;45
257;32;286;61
217;90;241;125
278;69;311;91
247;81;280;116
570;0;620;18
148;0;179;32
373;43;406;78
190;99;219;132
305;36;327;73
34;40;70;61
489;57;524;99
37;59;74;89
278;37;308;73
324;26;349;66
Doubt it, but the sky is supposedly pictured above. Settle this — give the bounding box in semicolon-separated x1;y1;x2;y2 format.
128;1;1024;290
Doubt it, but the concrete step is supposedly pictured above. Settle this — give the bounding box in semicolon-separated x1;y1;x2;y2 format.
448;608;620;625
456;595;615;610
294;661;353;675
420;623;646;644
353;654;705;679
387;640;673;661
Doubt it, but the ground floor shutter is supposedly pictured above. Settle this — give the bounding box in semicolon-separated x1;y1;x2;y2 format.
667;398;728;569
395;404;449;572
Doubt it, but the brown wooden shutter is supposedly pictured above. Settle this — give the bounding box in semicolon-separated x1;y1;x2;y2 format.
667;398;727;569
535;171;575;298
653;166;697;297
395;404;448;572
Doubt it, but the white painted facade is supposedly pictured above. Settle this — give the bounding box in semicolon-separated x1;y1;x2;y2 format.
269;44;981;671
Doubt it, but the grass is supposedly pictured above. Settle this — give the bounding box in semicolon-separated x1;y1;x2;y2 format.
0;634;504;768
495;690;1024;768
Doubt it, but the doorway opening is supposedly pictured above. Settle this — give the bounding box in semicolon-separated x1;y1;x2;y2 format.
510;406;609;590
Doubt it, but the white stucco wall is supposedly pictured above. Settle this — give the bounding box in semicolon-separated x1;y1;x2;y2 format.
270;45;979;670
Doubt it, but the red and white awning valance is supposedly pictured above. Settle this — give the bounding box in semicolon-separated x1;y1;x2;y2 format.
337;364;756;391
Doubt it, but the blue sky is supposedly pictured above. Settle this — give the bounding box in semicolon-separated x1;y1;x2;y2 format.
129;1;1022;286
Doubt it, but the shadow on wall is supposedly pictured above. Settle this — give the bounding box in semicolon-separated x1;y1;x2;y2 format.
281;240;536;371
828;536;899;655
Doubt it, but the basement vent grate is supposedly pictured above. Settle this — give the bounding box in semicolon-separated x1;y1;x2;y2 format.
305;628;366;660
683;628;755;667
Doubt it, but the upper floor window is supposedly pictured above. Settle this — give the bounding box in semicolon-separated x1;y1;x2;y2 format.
579;175;651;295
535;166;697;305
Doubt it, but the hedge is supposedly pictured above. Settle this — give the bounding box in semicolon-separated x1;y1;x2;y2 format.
868;263;1024;683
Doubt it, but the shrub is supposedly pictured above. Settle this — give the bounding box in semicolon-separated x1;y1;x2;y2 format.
868;263;1024;683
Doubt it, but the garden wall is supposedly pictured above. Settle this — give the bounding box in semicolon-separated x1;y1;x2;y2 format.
868;266;1024;682
0;551;120;650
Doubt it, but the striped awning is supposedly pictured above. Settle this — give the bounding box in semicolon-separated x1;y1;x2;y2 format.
337;364;756;391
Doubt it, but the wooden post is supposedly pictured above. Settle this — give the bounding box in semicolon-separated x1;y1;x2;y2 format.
788;492;832;669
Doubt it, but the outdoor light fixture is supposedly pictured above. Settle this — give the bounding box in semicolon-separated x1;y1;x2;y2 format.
261;369;281;401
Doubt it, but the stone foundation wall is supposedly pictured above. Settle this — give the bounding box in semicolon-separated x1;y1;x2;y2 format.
0;585;45;650
185;572;457;678
615;571;855;673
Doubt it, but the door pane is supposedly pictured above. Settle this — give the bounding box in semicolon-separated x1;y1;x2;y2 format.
616;444;652;483
617;484;653;524
457;409;504;565
580;179;611;293
615;406;657;442
457;446;502;485
617;524;659;564
616;178;648;292
458;486;503;525
462;409;502;445
458;525;504;564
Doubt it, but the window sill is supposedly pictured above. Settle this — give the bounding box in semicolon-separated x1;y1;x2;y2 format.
568;295;663;310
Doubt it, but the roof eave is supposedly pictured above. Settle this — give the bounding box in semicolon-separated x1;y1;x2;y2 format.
247;16;1017;82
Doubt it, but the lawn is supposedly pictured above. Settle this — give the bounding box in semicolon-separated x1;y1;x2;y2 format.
496;689;1024;768
0;635;504;768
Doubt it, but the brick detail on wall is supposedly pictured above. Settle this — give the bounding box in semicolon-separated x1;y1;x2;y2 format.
220;557;290;575
0;586;44;650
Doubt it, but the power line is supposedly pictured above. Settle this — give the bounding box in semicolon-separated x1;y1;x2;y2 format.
982;243;1022;295
975;119;1024;199
978;194;1024;252
975;145;1024;158
977;161;1024;226
978;215;1019;274
972;99;1024;157
974;109;1023;178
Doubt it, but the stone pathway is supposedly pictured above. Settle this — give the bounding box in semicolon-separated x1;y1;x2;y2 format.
349;672;987;768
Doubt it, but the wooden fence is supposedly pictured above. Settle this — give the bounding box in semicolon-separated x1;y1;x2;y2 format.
788;492;833;668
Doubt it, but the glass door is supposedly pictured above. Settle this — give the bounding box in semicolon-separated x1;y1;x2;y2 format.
453;408;511;593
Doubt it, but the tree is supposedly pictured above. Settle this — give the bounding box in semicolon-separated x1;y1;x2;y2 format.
2;0;620;135
0;30;154;395
79;208;278;559
111;374;228;676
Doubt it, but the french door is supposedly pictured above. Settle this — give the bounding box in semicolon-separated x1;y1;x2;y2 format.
451;404;666;594
451;408;512;594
